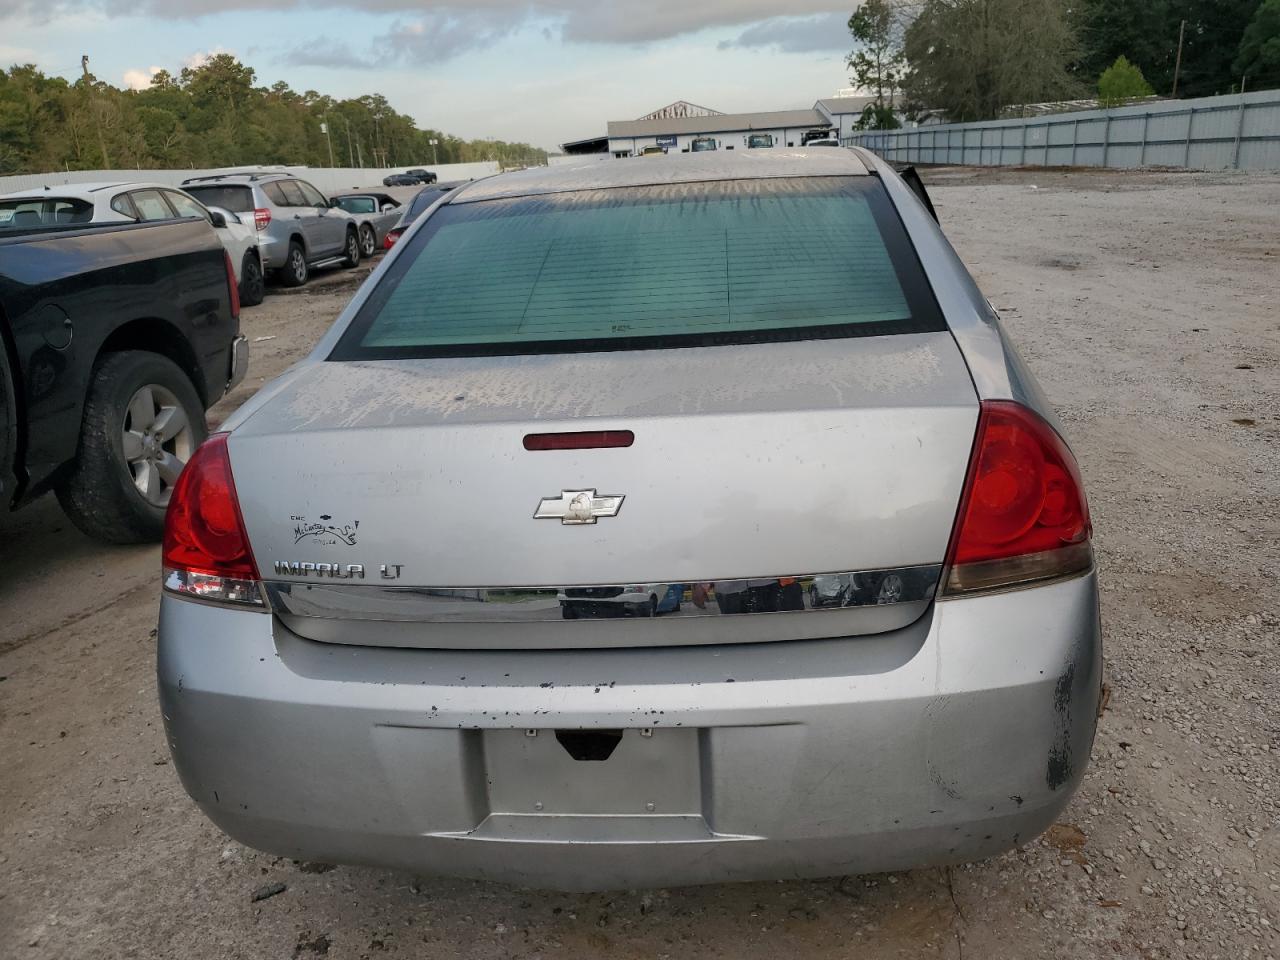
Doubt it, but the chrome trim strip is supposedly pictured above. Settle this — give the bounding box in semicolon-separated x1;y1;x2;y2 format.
226;334;249;394
263;564;943;625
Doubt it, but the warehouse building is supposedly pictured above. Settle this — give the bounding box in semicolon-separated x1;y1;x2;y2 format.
562;97;885;157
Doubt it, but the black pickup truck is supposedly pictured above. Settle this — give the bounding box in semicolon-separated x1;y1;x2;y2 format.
0;218;246;543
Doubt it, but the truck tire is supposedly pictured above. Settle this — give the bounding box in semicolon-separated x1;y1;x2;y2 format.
280;240;308;287
56;351;206;544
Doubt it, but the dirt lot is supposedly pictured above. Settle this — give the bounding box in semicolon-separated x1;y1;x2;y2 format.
1;167;1277;959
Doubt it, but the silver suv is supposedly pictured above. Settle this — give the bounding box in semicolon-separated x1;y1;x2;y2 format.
182;173;361;287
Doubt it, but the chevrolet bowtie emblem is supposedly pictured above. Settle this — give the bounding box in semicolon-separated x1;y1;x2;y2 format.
534;489;625;525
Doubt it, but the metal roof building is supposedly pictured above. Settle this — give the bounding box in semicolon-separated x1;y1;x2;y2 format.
570;97;888;157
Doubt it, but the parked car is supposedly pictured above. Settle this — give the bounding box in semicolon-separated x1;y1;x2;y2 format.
810;569;933;607
804;138;841;147
0;181;266;306
158;150;1099;892
640;145;667;156
383;173;422;187
405;168;438;184
330;192;402;258
809;573;852;607
382;181;463;248
181;173;361;287
0;218;244;542
557;583;677;619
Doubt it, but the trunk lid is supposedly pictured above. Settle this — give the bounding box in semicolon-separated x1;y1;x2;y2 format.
229;332;978;647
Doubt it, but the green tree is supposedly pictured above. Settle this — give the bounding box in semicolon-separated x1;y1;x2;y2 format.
847;0;905;129
1171;0;1260;96
1074;0;1259;97
133;105;186;164
903;0;1084;122
1234;0;1280;83
179;54;256;115
0;57;548;175
1098;55;1155;105
1072;0;1175;92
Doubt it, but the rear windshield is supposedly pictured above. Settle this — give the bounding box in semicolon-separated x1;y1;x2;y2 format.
332;177;942;360
182;184;253;213
0;197;93;228
336;196;377;214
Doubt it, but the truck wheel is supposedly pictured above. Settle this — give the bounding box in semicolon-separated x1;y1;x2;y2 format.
280;241;308;287
341;228;361;268
56;351;206;544
239;251;265;306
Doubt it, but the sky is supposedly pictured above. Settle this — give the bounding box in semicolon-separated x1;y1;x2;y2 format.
0;1;860;150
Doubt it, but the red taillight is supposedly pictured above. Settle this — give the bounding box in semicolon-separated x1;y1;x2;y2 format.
524;430;635;451
254;207;271;231
162;434;263;606
941;401;1092;595
223;251;240;321
383;227;403;249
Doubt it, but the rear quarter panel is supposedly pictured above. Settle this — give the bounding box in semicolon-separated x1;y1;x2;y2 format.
851;147;1060;434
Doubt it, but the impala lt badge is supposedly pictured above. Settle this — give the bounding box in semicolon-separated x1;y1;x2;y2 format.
534;489;625;525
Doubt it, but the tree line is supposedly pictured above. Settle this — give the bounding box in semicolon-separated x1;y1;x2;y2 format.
0;54;548;176
849;0;1280;127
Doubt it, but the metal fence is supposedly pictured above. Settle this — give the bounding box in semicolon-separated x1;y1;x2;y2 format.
848;89;1280;171
0;161;502;196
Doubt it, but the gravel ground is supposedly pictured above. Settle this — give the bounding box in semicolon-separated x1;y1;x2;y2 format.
1;167;1277;959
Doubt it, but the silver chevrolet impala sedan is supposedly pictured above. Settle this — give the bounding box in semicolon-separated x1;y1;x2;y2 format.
158;149;1100;891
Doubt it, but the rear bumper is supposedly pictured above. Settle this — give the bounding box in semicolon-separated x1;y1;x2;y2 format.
157;573;1101;891
257;232;288;270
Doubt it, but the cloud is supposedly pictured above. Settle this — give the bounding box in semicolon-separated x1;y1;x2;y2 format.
3;1;850;47
122;64;162;89
718;13;850;53
0;42;39;63
282;37;373;69
183;46;235;70
555;1;847;44
377;12;515;62
279;13;514;70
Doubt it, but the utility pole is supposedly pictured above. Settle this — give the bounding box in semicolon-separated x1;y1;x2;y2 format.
356;140;364;168
321;118;335;168
81;54;111;169
1172;20;1187;98
341;115;354;167
429;138;439;165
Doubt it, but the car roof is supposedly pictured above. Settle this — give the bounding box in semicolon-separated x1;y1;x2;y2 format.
449;149;869;205
0;181;132;200
0;180;199;201
181;173;289;186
